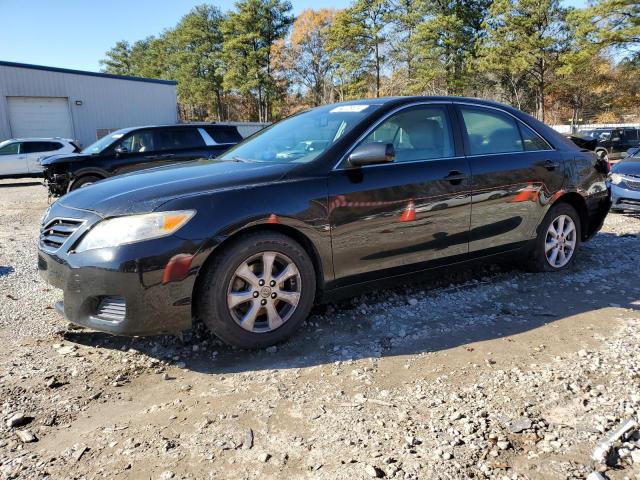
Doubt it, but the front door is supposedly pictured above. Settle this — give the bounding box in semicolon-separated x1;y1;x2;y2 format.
110;129;163;175
328;104;472;284
0;142;26;175
455;104;566;254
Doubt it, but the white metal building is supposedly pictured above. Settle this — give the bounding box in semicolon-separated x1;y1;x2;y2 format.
0;61;178;147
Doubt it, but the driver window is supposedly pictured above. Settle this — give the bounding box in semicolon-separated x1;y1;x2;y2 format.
119;131;155;153
359;106;455;162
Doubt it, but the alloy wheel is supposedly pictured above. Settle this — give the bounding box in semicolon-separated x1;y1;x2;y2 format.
544;214;577;268
226;251;302;333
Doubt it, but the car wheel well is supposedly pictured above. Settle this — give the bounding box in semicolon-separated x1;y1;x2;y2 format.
70;173;105;190
554;193;589;240
191;224;324;321
595;148;608;158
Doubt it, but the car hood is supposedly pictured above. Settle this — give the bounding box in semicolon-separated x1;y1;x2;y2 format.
41;152;89;165
58;159;295;217
612;158;640;175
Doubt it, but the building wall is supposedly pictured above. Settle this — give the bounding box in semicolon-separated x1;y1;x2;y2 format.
0;64;178;147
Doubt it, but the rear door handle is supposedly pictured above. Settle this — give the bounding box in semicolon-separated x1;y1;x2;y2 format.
540;159;560;171
445;170;466;185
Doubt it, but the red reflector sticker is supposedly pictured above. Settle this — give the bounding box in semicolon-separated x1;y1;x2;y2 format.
162;254;193;284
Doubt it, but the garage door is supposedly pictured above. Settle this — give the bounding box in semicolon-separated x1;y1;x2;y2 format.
7;97;74;139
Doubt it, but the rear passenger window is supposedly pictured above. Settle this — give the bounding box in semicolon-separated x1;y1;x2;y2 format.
461;107;523;155
359;105;455;163
519;123;551;151
23;142;63;153
157;129;205;150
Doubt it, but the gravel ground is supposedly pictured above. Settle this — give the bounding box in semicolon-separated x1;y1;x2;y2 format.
0;178;639;480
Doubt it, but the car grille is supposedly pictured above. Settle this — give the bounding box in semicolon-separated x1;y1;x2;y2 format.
95;296;126;322
40;218;84;251
625;178;640;191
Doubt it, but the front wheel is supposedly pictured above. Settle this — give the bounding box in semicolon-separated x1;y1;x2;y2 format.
197;232;316;349
527;203;581;272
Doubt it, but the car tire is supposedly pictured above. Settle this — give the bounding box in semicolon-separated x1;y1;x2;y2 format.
526;202;582;272
197;231;316;349
70;175;102;191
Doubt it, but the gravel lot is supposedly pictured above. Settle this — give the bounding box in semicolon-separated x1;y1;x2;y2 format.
1;178;639;480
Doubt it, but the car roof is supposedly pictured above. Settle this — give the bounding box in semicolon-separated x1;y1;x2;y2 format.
327;96;523;109
7;137;74;142
118;123;239;131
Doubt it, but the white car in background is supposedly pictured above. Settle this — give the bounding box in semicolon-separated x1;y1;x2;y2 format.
0;138;79;177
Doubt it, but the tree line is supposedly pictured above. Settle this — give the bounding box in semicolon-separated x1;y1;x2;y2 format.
100;0;639;125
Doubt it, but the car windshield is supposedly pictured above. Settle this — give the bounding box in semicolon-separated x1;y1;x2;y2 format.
81;131;128;154
218;104;380;164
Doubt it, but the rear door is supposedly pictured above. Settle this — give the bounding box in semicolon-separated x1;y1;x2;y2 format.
154;127;209;163
23;141;64;173
0;142;26;175
328;103;472;283
455;104;564;254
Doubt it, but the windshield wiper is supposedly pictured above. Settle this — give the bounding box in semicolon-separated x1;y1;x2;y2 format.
229;156;260;163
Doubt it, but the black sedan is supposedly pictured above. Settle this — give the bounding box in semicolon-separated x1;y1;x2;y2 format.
38;97;611;349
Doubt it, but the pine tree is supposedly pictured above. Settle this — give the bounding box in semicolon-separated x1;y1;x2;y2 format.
222;0;293;121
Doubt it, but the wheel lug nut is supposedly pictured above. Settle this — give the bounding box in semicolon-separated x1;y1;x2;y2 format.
271;292;277;299
261;299;267;306
259;280;265;286
253;291;259;298
270;280;276;287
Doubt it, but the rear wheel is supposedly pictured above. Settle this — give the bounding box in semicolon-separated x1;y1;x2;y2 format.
198;232;316;349
527;203;581;272
70;175;102;191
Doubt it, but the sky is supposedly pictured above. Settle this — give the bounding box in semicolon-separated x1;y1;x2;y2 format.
1;0;589;73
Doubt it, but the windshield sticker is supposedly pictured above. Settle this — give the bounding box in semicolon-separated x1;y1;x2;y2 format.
330;105;369;113
111;134;124;139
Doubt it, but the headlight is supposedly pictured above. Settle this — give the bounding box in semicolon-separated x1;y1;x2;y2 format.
609;173;623;185
74;210;195;253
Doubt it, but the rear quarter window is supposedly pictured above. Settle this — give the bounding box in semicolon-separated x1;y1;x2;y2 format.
204;127;243;144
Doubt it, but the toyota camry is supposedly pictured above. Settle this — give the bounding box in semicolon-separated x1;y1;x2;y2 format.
38;97;611;349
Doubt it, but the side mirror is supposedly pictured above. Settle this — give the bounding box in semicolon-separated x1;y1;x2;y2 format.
348;143;395;166
114;146;128;157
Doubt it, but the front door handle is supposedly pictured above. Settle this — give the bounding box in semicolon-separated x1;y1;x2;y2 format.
445;170;466;185
540;159;560;171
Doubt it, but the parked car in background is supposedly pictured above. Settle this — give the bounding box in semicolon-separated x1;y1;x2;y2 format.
38;97;611;349
609;148;640;212
579;128;613;140
41;124;243;196
591;127;640;163
0;138;79;178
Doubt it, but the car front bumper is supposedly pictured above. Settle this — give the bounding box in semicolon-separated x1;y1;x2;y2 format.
37;203;201;336
610;183;640;212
